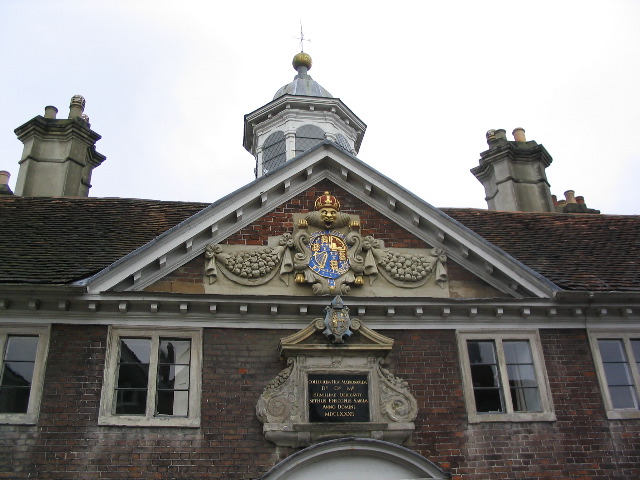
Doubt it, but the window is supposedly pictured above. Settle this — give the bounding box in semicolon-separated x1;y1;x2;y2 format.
99;327;201;427
0;326;50;425
294;124;324;156
262;130;286;175
589;332;640;419
457;331;555;422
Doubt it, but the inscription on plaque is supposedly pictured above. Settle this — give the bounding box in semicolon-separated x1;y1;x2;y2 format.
308;373;370;422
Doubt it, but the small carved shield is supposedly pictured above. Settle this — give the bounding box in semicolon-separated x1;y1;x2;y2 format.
323;296;353;344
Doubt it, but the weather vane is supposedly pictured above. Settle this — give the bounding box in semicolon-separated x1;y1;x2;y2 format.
295;21;310;52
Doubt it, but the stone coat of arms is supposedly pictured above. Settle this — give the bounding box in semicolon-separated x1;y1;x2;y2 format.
205;191;448;296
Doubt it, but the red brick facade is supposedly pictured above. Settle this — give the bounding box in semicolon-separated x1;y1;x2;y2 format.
1;324;638;479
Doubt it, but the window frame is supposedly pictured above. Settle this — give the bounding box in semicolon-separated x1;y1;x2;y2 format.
457;330;555;423
99;327;202;427
589;331;640;420
0;325;50;425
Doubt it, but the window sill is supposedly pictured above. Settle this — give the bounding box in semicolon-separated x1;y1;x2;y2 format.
98;415;200;428
605;409;640;420
468;411;556;423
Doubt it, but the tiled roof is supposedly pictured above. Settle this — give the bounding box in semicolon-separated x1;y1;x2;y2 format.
0;197;207;284
1;197;638;292
443;208;640;292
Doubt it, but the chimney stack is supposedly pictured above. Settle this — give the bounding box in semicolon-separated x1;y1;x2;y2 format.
0;171;13;195
471;127;555;212
14;96;106;197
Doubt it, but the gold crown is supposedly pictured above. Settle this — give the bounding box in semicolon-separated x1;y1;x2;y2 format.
314;191;340;211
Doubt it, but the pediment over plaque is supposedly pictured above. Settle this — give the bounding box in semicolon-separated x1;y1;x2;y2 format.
256;297;417;448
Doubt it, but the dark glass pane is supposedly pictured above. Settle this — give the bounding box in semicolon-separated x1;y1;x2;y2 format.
470;365;500;388
507;364;538;388
467;340;497;364
159;339;190;364
119;338;151;364
4;336;38;361
156;390;188;416
474;388;504;413
157;365;189;390
511;387;542;412
603;362;634;386
631;340;640;371
0;387;30;413
609;385;638;409
295;124;324;155
115;389;147;414
117;364;149;389
1;362;34;387
263;131;286;174
598;339;626;362
503;341;533;364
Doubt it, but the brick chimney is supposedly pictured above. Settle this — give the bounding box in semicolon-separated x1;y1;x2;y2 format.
471;128;555;212
14;95;106;197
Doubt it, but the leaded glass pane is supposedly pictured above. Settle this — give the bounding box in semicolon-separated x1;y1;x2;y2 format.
262;131;286;174
295;124;324;156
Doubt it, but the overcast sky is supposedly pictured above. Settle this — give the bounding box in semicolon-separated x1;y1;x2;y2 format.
1;0;639;214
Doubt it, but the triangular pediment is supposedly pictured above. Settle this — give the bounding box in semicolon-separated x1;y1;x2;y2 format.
82;142;559;299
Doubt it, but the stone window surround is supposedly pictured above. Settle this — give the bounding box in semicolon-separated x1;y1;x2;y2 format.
0;325;50;425
588;330;640;420
98;326;202;427
457;329;556;423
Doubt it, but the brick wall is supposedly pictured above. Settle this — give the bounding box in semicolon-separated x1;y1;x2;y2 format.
224;180;429;248
1;325;639;479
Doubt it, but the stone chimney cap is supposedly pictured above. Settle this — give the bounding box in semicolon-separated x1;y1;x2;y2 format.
69;95;86;119
0;171;13;195
512;127;526;142
564;190;577;204
44;106;58;119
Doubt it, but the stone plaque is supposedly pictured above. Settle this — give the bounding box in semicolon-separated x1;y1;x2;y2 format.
308;373;369;422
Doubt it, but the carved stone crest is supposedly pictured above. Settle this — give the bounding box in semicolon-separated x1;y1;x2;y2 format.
205;190;449;296
322;296;352;344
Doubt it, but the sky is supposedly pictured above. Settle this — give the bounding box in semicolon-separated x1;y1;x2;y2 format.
1;0;639;214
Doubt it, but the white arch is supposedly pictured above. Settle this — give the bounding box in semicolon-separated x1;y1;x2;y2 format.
259;438;449;480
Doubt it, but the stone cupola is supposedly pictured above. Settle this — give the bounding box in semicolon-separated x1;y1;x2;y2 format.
13;95;106;197
243;53;366;177
471;128;555;212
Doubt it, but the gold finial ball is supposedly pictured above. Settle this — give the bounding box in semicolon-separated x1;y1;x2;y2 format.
292;52;312;71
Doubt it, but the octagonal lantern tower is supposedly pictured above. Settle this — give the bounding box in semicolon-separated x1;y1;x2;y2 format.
243;52;367;177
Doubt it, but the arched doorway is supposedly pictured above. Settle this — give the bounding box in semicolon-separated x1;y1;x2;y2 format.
259;438;449;480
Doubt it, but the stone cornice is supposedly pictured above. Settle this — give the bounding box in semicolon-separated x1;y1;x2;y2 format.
1;289;639;330
244;95;367;153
